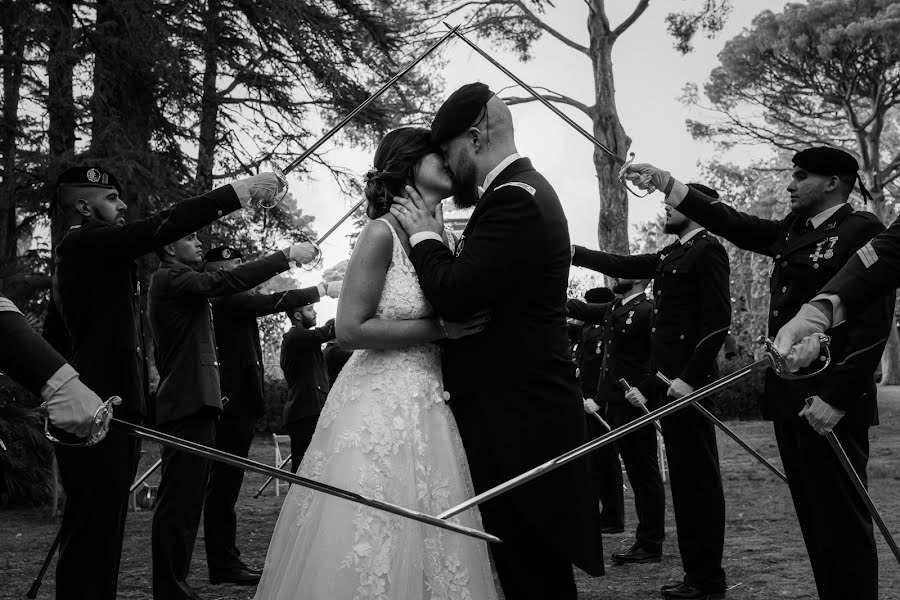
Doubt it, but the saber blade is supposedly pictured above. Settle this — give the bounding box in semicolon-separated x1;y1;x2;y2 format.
653;372;787;483
439;359;766;520
254;453;293;499
111;419;499;544
443;22;627;166
282;26;459;176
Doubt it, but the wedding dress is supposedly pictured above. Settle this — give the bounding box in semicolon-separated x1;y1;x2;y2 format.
253;218;499;600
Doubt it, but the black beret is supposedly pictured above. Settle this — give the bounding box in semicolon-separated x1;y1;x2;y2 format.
792;146;859;176
55;165;122;193
204;246;243;262
686;183;720;200
430;82;494;145
584;287;615;304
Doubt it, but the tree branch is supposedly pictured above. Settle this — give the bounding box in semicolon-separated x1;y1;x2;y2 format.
612;0;650;40
501;86;593;116
513;1;589;55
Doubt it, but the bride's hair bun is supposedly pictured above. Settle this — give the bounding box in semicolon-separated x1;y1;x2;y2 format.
364;127;436;219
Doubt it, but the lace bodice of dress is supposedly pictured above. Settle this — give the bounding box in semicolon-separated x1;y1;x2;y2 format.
374;218;455;321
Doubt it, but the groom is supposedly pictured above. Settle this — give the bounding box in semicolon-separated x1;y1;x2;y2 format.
391;82;604;599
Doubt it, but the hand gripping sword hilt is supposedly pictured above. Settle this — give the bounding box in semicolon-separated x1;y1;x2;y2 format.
42;396;122;447
618;152;653;198
758;334;832;380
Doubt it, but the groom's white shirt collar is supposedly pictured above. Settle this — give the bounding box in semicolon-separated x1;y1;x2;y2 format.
410;152;522;248
478;153;521;198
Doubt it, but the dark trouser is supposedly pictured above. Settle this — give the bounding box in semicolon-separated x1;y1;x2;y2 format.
607;401;666;548
152;410;216;600
203;403;257;573
285;415;320;473
586;412;625;528
656;392;726;592
775;420;877;600
54;426;141;600
480;497;577;600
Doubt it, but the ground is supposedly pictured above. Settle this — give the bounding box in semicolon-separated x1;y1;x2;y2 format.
2;389;899;599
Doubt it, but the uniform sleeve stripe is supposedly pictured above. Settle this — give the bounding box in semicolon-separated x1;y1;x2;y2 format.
857;242;878;268
495;182;536;195
0;297;23;314
694;326;730;350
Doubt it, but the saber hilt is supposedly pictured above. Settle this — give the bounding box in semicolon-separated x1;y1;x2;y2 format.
761;333;831;379
617;378;663;434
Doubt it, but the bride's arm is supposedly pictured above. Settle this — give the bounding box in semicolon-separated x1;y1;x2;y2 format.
336;219;444;350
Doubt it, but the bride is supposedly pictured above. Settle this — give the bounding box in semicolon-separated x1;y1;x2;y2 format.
253;127;499;600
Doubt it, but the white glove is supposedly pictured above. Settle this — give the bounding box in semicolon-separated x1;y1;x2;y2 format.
45;375;104;438
774;303;832;371
325;280;342;299
625;387;647;407
284;241;318;265
234;172;285;207
666;377;694;399
583;398;601;414
620;163;672;193
800;395;845;435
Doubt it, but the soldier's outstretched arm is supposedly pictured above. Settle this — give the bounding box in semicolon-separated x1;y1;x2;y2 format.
571;245;659;279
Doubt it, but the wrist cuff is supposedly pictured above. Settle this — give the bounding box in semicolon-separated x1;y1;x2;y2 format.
41;363;79;403
410;231;443;247
230;180;252;208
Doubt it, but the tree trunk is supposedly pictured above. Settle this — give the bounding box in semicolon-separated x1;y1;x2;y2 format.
0;0;24;264
47;0;77;257
195;0;221;192
586;12;631;255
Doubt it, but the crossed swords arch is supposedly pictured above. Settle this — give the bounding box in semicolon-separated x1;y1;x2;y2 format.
29;24;900;598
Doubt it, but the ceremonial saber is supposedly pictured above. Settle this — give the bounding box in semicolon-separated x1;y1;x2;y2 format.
806;398;900;566
616;379;663;434
109;419;499;543
274;27;458;246
27;457;163;598
254;453;293;499
653;372;788;483
438;336;830;520
443;22;630;168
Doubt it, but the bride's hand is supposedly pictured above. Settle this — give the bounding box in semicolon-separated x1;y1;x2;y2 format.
437;310;491;340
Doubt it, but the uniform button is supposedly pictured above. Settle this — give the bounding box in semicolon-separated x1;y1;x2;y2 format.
781;261;788;267
782;286;787;293
657;290;662;296
136;346;141;352
773;310;779;317
651;327;656;333
654;309;658;314
214;361;219;366
679;334;685;340
217;210;223;216
443;391;451;401
814;263;820;269
672;269;677;273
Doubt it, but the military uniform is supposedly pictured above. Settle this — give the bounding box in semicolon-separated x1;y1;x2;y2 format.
0;293;67;398
569;301;624;531
279;318;336;471
673;184;891;600
568;292;666;554
573;230;731;594
52;167;245;600
204;258;321;576
148;250;292;600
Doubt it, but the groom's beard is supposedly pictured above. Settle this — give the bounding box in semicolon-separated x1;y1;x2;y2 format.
450;156;480;209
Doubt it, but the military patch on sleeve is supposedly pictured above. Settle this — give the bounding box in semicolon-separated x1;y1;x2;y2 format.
496;181;536;195
857;241;878;268
0;296;23;315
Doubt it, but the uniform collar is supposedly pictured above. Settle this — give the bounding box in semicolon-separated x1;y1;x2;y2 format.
807;203;846;230
621;290;644;305
478;153;521;198
679;227;705;245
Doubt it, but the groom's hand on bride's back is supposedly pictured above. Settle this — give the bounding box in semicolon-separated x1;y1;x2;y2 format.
437;310;492;340
390;186;443;237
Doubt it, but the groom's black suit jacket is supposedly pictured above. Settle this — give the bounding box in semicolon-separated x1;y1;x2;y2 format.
410;157;604;575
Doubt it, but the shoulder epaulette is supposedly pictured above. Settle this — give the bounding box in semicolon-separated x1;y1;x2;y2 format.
847;209;882;224
495;181;536;195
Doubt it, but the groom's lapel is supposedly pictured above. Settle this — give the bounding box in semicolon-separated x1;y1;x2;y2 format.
460;158;534;240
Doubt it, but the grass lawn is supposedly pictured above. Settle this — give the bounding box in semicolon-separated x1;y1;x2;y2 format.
3;387;899;599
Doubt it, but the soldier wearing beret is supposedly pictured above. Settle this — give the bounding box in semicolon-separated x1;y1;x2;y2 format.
627;150;892;600
567;287;626;535
200;246;341;584
50;164;284;599
572;184;731;600
568;278;667;566
390;82;604;599
147;233;318;599
279;303;337;472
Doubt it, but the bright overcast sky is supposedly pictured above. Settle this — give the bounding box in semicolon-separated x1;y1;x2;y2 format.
288;0;792;321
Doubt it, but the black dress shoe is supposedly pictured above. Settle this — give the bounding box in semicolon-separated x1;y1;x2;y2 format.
238;559;263;576
611;542;662;564
660;582;725;599
209;566;262;586
599;524;625;534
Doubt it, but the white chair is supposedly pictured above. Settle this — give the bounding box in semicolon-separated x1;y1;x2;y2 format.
272;434;291;496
